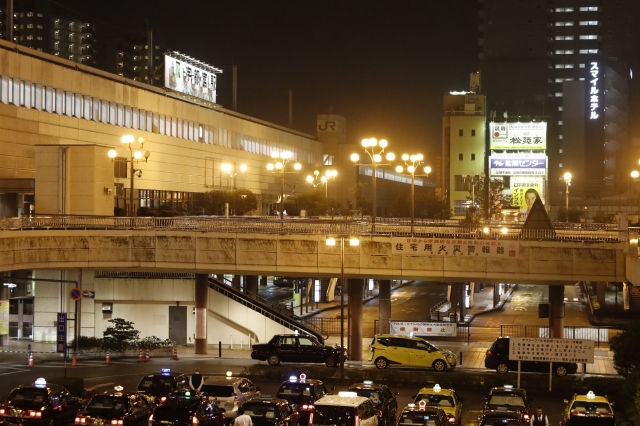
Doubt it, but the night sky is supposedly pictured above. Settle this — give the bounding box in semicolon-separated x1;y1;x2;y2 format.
52;0;479;156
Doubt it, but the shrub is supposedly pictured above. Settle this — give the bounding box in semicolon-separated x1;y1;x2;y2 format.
136;336;176;350
101;318;140;352
69;336;102;350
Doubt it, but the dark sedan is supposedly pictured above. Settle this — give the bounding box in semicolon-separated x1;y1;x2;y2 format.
149;391;225;426
251;334;345;367
75;386;154;426
349;381;398;426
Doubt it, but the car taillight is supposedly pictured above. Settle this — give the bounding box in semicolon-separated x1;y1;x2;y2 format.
76;417;88;424
355;415;360;426
300;404;314;411
486;350;493;356
111;420;124;425
148;414;154;426
600;414;614;418
0;409;6;415
28;411;42;418
369;346;374;352
571;412;585;417
448;417;456;423
523;414;530;421
160;397;167;402
192;416;199;425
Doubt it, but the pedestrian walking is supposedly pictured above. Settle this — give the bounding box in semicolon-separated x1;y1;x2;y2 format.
189;369;203;392
530;407;549;426
234;406;252;426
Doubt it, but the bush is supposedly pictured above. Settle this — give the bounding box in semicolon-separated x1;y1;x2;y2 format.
69;336;102;350
101;318;140;352
136;336;176;350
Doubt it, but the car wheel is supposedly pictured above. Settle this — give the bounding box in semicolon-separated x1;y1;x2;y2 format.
432;359;447;371
374;357;389;369
267;354;281;366
556;365;568;377
496;363;509;374
325;356;337;368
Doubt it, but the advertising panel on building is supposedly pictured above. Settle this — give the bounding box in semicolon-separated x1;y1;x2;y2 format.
511;178;544;213
490;122;547;150
490;153;547;176
164;52;222;103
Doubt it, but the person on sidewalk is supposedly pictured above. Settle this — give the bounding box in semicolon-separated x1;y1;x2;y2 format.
189;369;203;392
530;407;549;426
234;406;252;426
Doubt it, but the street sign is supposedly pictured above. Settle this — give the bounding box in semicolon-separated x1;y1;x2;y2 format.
56;313;66;354
82;290;95;299
70;288;82;301
508;337;595;364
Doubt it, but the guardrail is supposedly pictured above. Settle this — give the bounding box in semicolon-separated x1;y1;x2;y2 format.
0;215;627;242
499;324;623;347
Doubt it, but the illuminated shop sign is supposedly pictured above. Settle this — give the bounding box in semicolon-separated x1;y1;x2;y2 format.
589;61;600;120
164;53;222;103
490;122;547;150
490;153;547;176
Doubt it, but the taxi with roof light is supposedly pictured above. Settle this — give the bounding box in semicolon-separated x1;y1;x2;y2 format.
368;334;457;371
561;391;615;426
136;369;189;404
483;386;531;425
396;404;447;426
148;389;226;426
199;371;260;424
310;392;378;426
0;378;82;426
412;384;463;426
275;374;331;426
348;381;398;426
75;385;154;426
241;397;299;426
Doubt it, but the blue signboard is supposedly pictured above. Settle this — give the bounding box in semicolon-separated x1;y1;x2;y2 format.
490;157;546;169
57;313;66;354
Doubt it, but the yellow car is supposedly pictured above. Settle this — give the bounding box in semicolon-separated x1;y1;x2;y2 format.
368;334;457;371
562;391;615;426
412;384;464;426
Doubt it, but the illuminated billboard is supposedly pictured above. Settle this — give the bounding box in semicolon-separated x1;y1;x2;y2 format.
490;153;547;176
164;52;222;103
490;122;547;150
511;179;544;213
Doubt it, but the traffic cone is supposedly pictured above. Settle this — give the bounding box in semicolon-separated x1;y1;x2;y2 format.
138;348;143;362
28;352;34;367
144;349;150;362
172;347;178;360
71;351;77;367
106;350;111;365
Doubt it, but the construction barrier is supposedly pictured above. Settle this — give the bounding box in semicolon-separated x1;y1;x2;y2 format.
138;348;143;362
172;347;178;360
106;350;111;365
71;352;77;367
28;352;34;366
144;349;150;362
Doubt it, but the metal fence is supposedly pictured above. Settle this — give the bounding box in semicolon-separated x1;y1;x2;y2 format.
499;324;623;347
0;215;627;242
299;317;343;335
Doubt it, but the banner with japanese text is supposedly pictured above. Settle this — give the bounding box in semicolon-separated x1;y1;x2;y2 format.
0;300;8;335
391;237;519;258
390;321;457;337
509;337;595;364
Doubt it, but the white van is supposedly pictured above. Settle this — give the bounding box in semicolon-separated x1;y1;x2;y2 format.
311;392;378;426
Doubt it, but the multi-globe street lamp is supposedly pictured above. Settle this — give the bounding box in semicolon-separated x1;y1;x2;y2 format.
266;151;301;219
221;163;247;189
306;169;338;197
462;172;486;216
350;138;395;224
563;172;572;223
325;235;360;379
395;153;431;230
108;135;150;217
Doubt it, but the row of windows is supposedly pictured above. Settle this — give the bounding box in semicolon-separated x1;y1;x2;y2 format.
0;74;320;165
358;166;432;187
458;153;477;161
555;63;588;69
554;7;599;12
555;21;599;26
555;35;598;41
555;49;598;54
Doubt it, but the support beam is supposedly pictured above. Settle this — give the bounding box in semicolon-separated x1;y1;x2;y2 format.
245;275;259;295
596;282;606;307
194;274;208;355
378;280;391;334
232;275;241;291
549;285;565;338
348;279;364;361
493;283;500;307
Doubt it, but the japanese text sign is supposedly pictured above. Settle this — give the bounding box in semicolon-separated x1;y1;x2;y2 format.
490;122;547;150
165;54;221;103
56;312;66;354
509;337;594;364
390;321;457;337
391;237;519;258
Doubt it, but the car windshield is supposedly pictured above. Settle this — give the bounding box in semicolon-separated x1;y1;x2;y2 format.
201;385;235;398
480;418;522;426
487;394;525;408
7;389;48;404
398;412;440;426
86;396;128;415
313;406;356;426
351;390;382;405
418;339;439;351
242;403;278;421
415;394;454;408
137;376;176;395
570;402;612;414
276;383;314;403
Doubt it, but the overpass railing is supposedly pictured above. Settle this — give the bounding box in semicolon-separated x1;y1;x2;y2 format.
0;215;626;242
499;324;623;347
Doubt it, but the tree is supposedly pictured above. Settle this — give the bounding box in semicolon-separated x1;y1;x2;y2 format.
556;207;582;223
101;318;139;352
201;189;257;215
592;212;616;224
350;182;371;215
296;188;339;216
390;190;451;220
468;178;513;218
610;323;640;376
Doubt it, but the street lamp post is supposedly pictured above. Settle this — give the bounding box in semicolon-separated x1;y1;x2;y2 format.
267;151;301;219
395;153;431;230
108;135;150;217
326;235;359;379
350;138;395;224
221;163;247;189
462;172;486;216
306;169;337;197
563;172;572;223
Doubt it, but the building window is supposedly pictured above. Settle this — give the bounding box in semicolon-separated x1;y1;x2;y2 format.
458;129;463;136
114;158;128;178
471;154;476;160
26;24;33;29
559;135;563;139
323;154;334;165
579;6;598;11
458;153;463;160
555;92;563;97
471;129;476;136
555;35;575;40
558;121;563;126
555;21;575;26
555;64;574;69
555;50;574;54
555;7;574;12
579;21;598;26
559;149;563;153
454;176;468;192
559;163;563;167
558;106;563;111
579;49;599;54
579;35;598;40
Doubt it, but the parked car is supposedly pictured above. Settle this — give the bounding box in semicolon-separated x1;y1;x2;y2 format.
136;369;189;403
483;387;532;425
396;405;448;426
149;390;226;426
412;384;463;426
484;337;578;376
251;334;345;367
241;397;299;426
561;391;615;426
200;374;261;423
275;375;330;426
368;334;457;371
0;378;82;426
348;381;398;426
75;385;154;426
477;411;524;426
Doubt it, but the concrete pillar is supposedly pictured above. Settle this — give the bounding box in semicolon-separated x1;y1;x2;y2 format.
623;283;631;310
493;283;500;307
232;275;241;291
596;282;606;307
194;274;208;354
245;276;259;295
378;280;391;334
459;283;466;320
549;285;565;338
260;276;267;286
348;279;364;361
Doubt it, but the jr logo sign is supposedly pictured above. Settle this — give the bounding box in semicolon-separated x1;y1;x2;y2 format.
318;121;336;131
